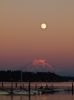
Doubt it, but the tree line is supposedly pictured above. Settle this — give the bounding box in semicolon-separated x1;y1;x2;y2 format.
0;70;73;82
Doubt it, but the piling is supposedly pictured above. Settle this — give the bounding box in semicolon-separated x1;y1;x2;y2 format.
28;81;31;99
2;82;4;89
15;82;17;89
72;82;73;95
10;81;13;94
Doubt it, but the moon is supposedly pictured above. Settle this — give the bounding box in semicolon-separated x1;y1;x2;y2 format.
41;23;47;30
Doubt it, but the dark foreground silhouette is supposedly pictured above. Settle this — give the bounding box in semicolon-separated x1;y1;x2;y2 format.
0;70;74;82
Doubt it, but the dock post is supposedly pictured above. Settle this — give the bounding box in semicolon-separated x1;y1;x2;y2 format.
23;82;24;89
10;81;13;94
28;81;31;100
2;82;4;89
72;81;73;95
51;82;54;93
15;82;17;89
35;83;37;90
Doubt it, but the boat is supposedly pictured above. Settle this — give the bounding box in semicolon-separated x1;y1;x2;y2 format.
0;90;10;95
9;89;41;95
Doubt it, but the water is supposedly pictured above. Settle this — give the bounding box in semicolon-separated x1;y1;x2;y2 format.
0;93;74;100
0;82;73;89
0;82;74;100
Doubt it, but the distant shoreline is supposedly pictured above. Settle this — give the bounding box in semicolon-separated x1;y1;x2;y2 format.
0;71;74;82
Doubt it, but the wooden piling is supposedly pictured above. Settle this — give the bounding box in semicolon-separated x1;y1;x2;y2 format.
15;82;17;89
72;82;73;95
23;82;24;89
10;81;13;94
2;82;3;89
28;81;31;99
35;83;37;90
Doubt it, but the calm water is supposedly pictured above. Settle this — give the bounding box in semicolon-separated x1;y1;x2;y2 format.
0;93;74;100
0;82;73;89
0;82;74;100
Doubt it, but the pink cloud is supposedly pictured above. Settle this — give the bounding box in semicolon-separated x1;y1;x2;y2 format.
32;59;49;66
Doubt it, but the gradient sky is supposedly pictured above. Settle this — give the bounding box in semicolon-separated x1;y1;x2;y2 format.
0;0;74;75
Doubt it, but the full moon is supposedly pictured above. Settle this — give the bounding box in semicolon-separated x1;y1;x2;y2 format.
41;23;47;30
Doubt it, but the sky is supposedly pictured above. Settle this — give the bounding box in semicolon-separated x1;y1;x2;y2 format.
0;0;74;76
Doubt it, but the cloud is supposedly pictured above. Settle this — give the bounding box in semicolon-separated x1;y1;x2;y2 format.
31;58;53;72
32;59;49;66
20;58;53;72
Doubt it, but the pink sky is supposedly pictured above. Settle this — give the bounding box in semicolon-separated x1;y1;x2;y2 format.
0;0;74;75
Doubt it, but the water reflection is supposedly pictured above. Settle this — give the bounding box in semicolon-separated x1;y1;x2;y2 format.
29;95;31;100
10;95;31;100
0;93;74;100
20;96;22;100
11;95;13;100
